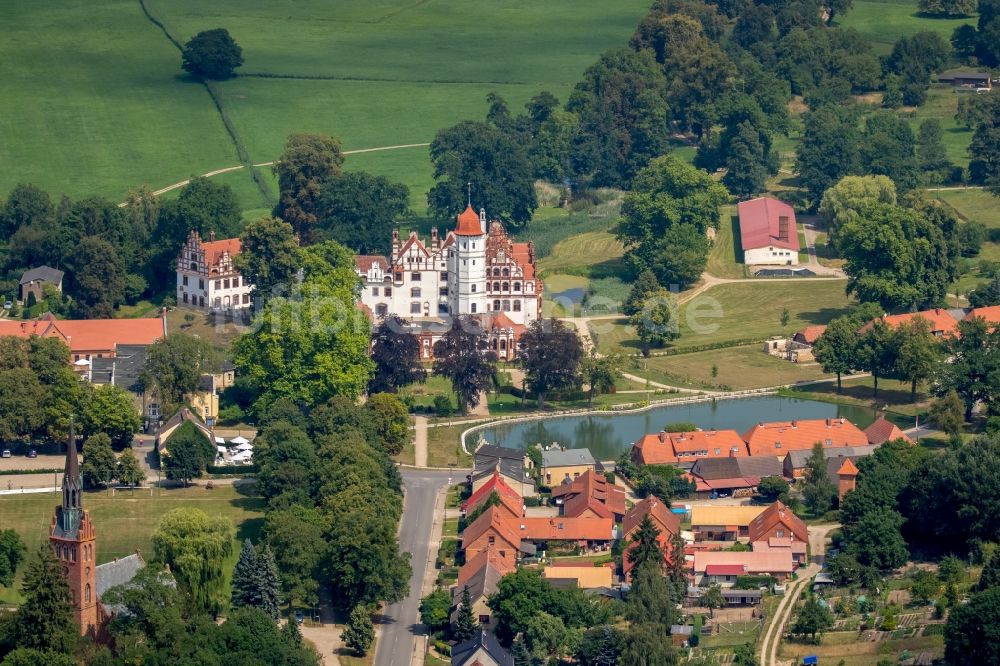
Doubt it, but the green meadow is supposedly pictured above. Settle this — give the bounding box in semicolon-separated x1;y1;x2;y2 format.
0;0;652;212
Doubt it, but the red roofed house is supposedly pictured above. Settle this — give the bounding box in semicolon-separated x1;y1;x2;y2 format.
512;517;614;550
452;547;515;630
864;309;960;338
354;206;542;361
834;457;859;501
748;501;808;565
737;197;800;266
622;497;681;577
462;470;524;521
176;230;253;312
863;415;914;446
461;506;521;569
551;469;626;520
964;305;1000;329
693;551;795;586
631;430;748;466
742;418;869;458
0;312;167;365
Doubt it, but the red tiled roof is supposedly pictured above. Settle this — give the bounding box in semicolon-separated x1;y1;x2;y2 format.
737;197;799;252
964;305;1000;326
863;416;913;445
743;418;868;457
865;309;959;337
454;206;484;236
748;501;808;543
512;516;613;541
462;471;523;517
0;315;166;355
693;550;794;575
552;470;626;519
355;255;388;273
511;242;536;279
623;497;680;540
836;457;859;476
705;564;747;576
201;238;241;266
461;506;521;551
796;325;827;344
456;547;516;588
632;430;747;465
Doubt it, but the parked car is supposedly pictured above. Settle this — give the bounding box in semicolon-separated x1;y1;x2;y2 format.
2;300;11;310
294;610;304;625
1;450;10;458
26;449;37;458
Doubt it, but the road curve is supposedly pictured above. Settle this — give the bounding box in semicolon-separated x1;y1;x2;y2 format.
375;468;457;666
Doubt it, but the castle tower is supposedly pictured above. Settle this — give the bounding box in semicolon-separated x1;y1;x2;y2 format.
448;205;488;317
50;421;99;636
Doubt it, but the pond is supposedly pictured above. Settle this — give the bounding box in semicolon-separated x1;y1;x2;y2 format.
474;396;889;461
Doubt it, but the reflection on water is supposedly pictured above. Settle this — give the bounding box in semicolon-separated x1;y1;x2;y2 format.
478;396;879;461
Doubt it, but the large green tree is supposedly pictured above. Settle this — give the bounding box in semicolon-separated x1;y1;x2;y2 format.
935;317;1000;420
116;447;145;488
342;605;375;656
68;235;124;318
427;120;537;226
802;442;837;514
181;28;243;80
316;172;410;254
894;317;941;400
797;105;861;203
142;332;221;406
432;317;497;414
631;290;679;356
818;175;897;251
945;586;1000;662
162;420;215;486
80;384;142;448
273;134;345;243
812;315;859;393
8;545;76;654
0;368;46;443
0;529;26;587
233;216;302;302
791;597;834;641
152;507;235;613
369;316;426;394
81;432;117;489
365;393;411;456
519;319;583;409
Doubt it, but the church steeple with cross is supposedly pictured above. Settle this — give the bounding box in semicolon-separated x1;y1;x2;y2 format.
50;420;99;637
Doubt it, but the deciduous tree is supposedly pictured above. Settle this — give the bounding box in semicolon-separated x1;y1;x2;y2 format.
702;584;725;618
316;172;410;254
369;316;426;394
791;597;833;641
0;529;26;587
582;352;621;406
81;432;116;489
273;134;345;242
233;216;301;301
162;421;215;486
142;333;221;406
419;589;451;633
80;384;142;448
365;392;411;456
69;235;124;318
630;290;679;356
945;586;1000;662
797;105;861;204
519;319;583;409
432;317;496;414
623;270;660;317
116;447;145;488
812;316;858;392
181;28;243;80
152;507;235;613
802;442;837;514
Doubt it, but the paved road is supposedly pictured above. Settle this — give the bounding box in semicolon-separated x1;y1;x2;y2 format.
375;468;457;666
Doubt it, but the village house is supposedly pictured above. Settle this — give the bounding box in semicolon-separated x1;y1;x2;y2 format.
937;68;992;90
964;304;1000;328
18;266;64;304
630;429;748;467
742;417;869;458
686;455;784;497
764;324;826;363
536;446;598;487
551;469;626;521
748;501;808;566
0;312;166;367
356;206;542;361
542;563;614;590
175;230;253;312
690;505;767;542
452;548;514;630
622;497;682;578
692;550;795;586
472;442;533;497
781;444;877;479
461;506;521;569
831;456;860;502
451;630;514;666
512;516;614;551
863;415;914;445
737;196;800;266
462;470;524;521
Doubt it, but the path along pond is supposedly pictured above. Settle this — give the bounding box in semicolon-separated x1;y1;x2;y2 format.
473;395;894;461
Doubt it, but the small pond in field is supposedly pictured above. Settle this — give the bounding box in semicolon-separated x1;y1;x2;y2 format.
473;396;894;461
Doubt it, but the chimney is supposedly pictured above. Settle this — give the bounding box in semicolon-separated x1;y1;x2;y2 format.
431;227;438;246
791;420;797;428
208;230;216;242
778;215;790;242
826;418;832;426
659;431;667;443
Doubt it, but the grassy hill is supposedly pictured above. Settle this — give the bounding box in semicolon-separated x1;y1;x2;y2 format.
0;0;652;211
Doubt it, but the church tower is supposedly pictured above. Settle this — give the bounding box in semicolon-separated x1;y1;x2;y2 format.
50;421;99;636
448;205;488;316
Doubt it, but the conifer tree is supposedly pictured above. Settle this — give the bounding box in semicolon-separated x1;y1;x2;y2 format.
511;636;532;666
627;515;663;571
454;586;477;641
231;538;260;611
257;543;282;620
978;552;1000;591
623;269;660;316
282;613;303;645
12;545;76;654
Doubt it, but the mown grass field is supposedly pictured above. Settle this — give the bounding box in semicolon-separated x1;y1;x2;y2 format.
639;344;832;390
0;485;264;604
1;0;652;211
593;280;854;355
706;208;748;279
840;0;975;54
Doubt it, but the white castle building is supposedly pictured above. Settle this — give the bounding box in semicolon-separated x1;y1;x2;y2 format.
356;206;542;360
176;230;253;312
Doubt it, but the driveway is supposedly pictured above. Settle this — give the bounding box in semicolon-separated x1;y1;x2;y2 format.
374;468;457;666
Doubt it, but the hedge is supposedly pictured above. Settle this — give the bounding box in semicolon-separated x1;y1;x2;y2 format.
0;468;61;476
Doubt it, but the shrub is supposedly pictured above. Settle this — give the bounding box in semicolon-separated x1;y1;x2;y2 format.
433;395;453;416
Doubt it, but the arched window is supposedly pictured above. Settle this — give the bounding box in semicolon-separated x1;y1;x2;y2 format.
189;262;197;271
85;584;91;604
500;339;507;350
471;284;477;293
493;282;501;291
513;282;521;291
493;268;500;277
471;303;477;313
513;300;522;312
502;300;510;312
502;268;509;277
493;300;501;311
502;282;509;291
